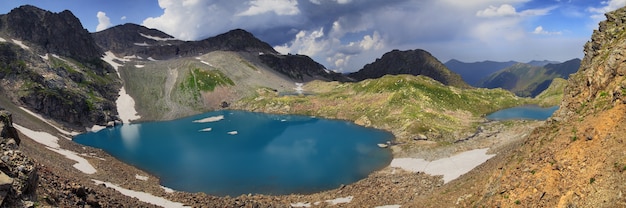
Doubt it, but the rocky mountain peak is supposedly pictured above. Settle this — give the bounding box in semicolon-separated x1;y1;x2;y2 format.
93;26;278;60
198;28;279;54
556;7;626;120
0;5;102;62
348;49;470;88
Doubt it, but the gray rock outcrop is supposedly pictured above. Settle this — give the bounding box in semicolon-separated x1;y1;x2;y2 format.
0;110;38;207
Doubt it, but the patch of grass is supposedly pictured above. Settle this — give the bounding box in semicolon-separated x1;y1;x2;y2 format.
589;177;595;184
571;128;578;141
181;68;234;92
515;200;521;205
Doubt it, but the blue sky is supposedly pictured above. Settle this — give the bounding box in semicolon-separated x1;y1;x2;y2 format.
1;0;624;72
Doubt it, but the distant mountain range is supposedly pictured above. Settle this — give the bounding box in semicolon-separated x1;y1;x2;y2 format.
478;58;581;97
445;59;566;87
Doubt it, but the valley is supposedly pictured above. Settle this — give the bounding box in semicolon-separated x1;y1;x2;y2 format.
0;3;623;208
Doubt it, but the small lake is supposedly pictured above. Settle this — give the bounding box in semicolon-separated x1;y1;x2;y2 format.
74;110;393;196
486;105;559;120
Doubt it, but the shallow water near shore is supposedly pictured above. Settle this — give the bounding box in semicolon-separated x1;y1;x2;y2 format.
74;110;393;196
486;105;558;120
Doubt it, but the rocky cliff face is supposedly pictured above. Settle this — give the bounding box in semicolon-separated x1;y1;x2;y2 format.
0;5;121;128
0;5;103;64
348;49;470;88
259;54;349;82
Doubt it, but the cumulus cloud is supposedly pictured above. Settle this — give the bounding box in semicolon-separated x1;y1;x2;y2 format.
141;0;591;72
532;26;562;35
121;16;127;20
588;0;626;21
476;4;555;17
237;0;300;16
476;4;518;17
96;11;112;32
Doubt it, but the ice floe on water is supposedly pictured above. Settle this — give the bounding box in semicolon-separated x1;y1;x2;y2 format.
199;128;212;132
390;148;495;183
227;131;238;135
192;115;224;123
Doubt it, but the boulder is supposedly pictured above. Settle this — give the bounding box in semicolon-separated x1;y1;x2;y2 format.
414;134;428;141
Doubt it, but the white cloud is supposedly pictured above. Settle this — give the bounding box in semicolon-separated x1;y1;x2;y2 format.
476;4;518;17
588;0;626;21
476;4;555;17
275;26;385;72
532;26;562;35
121;16;127;20
237;0;300;16
274;27;327;56
96;11;112;32
309;0;352;5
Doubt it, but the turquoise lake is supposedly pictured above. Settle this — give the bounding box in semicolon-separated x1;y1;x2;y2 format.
73;110;393;196
486;105;559;120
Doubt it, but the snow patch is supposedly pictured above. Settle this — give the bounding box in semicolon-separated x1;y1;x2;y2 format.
46;147;97;174
227;131;238;135
135;174;149;181
89;125;106;133
200;60;213;67
199;128;212;132
147;57;157;61
325;196;353;205
40;53;49;60
18;107;78;136
161;186;175;193
124;55;140;60
192;115;224;123
14;124;96;174
102;51;124;77
116;87;141;124
102;51;141;124
290;202;311;207
135;65;145;68
139;33;177;41
14;124;60;149
92;180;189;208
390;148;495;183
134;42;150;46
0;37;5;42
11;39;29;50
375;205;401;208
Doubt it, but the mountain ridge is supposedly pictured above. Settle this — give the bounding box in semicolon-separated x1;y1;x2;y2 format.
478;58;581;97
349;49;470;88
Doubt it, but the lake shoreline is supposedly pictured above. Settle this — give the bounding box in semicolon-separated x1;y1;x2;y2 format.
9;102;544;207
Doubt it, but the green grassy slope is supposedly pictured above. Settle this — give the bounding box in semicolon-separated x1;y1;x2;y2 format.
235;74;533;144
